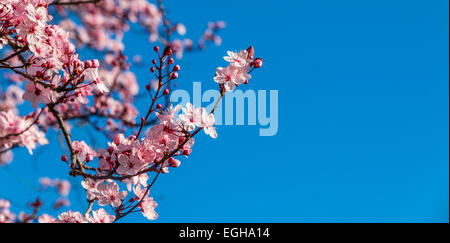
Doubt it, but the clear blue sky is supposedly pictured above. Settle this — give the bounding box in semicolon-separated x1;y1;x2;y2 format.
1;0;448;223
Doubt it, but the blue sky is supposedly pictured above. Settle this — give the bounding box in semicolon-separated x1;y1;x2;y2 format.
1;0;448;222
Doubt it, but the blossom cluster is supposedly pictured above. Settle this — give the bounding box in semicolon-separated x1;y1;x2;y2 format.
0;199;15;223
0;0;262;223
39;177;72;197
38;208;116;223
215;47;263;91
1;0;107;107
0;109;48;156
58;0;162;52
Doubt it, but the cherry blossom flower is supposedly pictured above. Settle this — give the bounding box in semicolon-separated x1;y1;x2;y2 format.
57;211;85;223
81;178;102;200
179;103;197;132
224;50;250;68
87;208;115;223
0;0;262;223
0;150;13;166
72;141;97;162
38;214;57;223
22;82;52;109
97;181;128;207
0;199;16;223
198;108;217;139
214;65;252;91
0;110;48;154
55;179;71;197
54;198;71;210
133;185;158;220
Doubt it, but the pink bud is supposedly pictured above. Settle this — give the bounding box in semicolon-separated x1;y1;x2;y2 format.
152;60;157;65
216;21;226;29
150;67;155;73
253;58;263;68
84;60;92;68
173;65;181;71
156;104;162;109
61;155;68;162
170;72;178;80
162;46;173;57
153;46;160;52
141;117;146;123
145;84;151;91
182;150;190;156
168;58;174;64
67;43;75;54
168;158;181;168
92;59;99;68
163;89;170;95
113;133;125;145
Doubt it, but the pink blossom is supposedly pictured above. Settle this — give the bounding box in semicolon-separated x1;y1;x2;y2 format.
0;150;13;166
0;110;48;155
224;50;250;68
55;179;71;197
0;199;16;223
57;211;85;223
39;177;54;189
124;174;149;191
133;185;158;220
179;103;217;138
38;214;57;223
54;198;71;209
81;178;101;200
87;208;115;223
214;65;252;91
22;82;52;109
97;181;127;207
72;140;97;162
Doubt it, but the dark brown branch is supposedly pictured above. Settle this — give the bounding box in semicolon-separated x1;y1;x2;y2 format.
48;105;84;174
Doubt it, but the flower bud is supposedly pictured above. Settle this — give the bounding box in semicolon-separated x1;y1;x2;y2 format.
152;60;157;65
162;46;173;57
173;65;181;71
145;84;151;91
170;72;178;80
84;60;92;68
168;58;174;64
153;46;159;52
92;59;99;68
150;67;155;73
168;158;181;168
253;58;263;68
61;155;68;162
156;104;162;109
163;89;170;95
67;43;75;54
113;133;125;145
